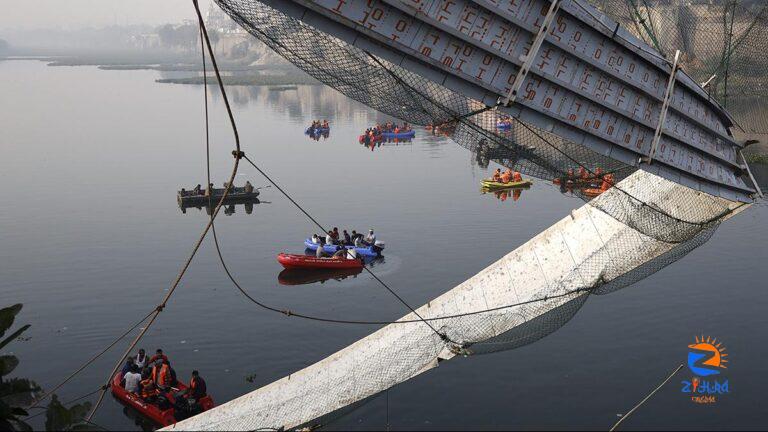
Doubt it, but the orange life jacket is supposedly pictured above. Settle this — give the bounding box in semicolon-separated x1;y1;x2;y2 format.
152;364;171;387
500;172;512;183
513;172;522;182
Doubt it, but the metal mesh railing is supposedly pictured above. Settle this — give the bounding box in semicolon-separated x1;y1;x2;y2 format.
591;0;768;134
213;0;744;353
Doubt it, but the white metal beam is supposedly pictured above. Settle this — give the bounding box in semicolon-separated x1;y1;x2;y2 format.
500;0;561;107
645;50;681;164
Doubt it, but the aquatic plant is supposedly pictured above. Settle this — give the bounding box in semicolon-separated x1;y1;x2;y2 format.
0;304;92;431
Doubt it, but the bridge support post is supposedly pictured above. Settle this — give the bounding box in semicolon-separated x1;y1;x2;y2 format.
500;0;561;107
644;50;681;164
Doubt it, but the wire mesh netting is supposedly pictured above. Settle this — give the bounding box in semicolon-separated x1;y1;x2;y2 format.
590;0;768;134
186;0;756;428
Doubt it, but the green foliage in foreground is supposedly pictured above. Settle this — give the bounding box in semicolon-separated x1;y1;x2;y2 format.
0;304;93;431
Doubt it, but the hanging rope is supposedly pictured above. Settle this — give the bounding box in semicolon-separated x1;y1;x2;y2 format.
609;364;684;431
84;0;243;422
27;308;155;410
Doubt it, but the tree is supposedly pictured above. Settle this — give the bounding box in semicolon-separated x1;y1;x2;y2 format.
0;304;92;431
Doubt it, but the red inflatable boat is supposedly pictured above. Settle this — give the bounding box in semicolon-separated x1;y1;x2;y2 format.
277;253;364;270
110;373;214;427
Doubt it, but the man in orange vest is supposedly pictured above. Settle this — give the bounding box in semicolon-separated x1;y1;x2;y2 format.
500;169;512;183
187;370;207;400
152;359;172;390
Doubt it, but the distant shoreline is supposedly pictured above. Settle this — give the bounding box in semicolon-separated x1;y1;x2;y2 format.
1;54;318;86
156;73;320;86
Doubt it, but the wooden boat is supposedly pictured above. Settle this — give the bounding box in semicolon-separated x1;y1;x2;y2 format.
177;184;259;206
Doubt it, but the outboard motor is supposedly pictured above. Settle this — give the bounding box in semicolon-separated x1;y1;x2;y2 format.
372;241;385;254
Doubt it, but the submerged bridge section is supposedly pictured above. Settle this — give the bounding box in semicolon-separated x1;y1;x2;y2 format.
226;0;759;201
167;170;748;431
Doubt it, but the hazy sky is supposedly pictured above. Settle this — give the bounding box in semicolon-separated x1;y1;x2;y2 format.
0;0;215;30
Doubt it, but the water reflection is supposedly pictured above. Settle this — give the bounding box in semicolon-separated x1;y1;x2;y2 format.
480;187;526;203
205;84;393;126
179;200;265;215
277;267;363;286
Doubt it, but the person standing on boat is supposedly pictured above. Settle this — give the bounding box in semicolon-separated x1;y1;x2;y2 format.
135;349;148;370
364;229;376;246
244;181;254;194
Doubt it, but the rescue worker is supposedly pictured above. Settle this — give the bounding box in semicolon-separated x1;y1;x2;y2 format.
316;242;327;258
364;229;376;246
187;370;207;400
500;169;513;184
149;349;168;365
123;365;142;394
121;358;135;380
152;359;172;390
135;349;148;370
513;171;523;182
492;168;502;182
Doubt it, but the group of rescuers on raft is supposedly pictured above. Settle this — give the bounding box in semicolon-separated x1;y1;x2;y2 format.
490;168;524;184
310;228;377;260
118;348;207;407
361;122;413;144
310;119;330;130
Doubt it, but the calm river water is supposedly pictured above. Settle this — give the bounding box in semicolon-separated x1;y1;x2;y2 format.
1;60;767;430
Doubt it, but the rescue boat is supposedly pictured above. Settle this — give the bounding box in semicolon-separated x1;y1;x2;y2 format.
277;253;364;270
110;373;214;427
